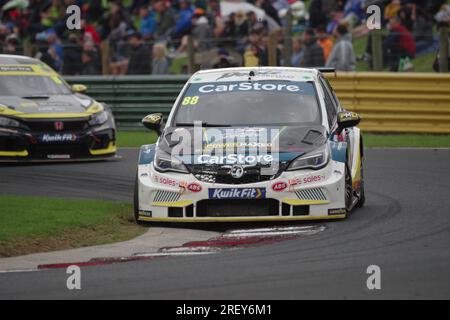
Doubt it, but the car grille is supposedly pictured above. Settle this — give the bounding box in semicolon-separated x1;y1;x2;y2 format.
187;164;286;185
25;120;88;132
196;199;280;217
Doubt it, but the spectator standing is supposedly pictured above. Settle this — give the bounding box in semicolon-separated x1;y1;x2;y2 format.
384;16;416;71
62;33;82;75
291;36;304;66
82;40;101;74
413;6;434;54
301;28;325;67
126;31;152;74
243;29;264;67
152;43;170;74
326;24;356;71
191;9;213;52
316;25;334;62
139;5;156;40
174;0;194;39
153;0;176;40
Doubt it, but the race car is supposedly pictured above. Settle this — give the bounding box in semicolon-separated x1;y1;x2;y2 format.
134;67;365;222
0;54;117;161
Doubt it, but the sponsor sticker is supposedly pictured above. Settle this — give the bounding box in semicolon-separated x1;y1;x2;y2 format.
40;133;77;143
272;181;288;192
187;183;202;193
47;154;71;159
289;174;326;186
208;188;266;199
153;174;182;187
139;210;152;217
0;66;33;72
328;208;346;215
196;154;273;165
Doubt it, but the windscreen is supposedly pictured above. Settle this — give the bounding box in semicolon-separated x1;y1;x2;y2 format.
173;80;321;127
0;75;72;96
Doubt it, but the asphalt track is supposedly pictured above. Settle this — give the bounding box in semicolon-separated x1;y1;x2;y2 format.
0;148;449;299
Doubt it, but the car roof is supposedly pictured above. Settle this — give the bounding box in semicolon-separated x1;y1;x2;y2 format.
0;54;42;65
190;67;320;83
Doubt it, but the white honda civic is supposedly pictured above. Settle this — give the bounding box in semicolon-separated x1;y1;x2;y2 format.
134;67;365;223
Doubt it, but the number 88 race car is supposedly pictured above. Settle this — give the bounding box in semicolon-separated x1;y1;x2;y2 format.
134;67;365;223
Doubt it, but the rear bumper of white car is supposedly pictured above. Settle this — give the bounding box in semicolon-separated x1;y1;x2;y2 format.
136;160;347;222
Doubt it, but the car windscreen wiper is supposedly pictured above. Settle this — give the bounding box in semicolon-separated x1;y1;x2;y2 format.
21;95;50;99
175;122;232;127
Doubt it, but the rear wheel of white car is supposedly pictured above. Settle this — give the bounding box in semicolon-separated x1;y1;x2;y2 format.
355;158;366;208
345;164;353;213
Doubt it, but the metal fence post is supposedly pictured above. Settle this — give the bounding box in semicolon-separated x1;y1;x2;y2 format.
268;32;278;66
439;26;449;73
101;40;110;75
283;10;293;67
371;29;383;71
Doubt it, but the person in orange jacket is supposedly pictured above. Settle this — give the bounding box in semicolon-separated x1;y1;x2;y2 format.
316;25;334;62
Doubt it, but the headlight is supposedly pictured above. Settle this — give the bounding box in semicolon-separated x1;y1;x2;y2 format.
154;148;189;173
287;145;330;171
0;116;21;128
89;111;108;126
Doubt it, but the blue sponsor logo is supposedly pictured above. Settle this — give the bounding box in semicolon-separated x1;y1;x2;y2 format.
208;188;266;199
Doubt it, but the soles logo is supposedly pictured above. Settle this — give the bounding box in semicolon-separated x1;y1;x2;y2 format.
209;188;266;199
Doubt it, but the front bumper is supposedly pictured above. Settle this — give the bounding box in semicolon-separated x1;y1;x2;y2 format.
136;160;347;222
0;124;116;162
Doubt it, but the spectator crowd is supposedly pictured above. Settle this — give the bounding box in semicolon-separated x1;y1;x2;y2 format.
0;0;448;75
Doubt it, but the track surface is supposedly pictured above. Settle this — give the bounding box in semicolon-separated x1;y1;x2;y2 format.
0;149;449;299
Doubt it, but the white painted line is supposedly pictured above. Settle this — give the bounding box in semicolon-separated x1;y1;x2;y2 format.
0;268;38;274
227;226;319;234
223;226;326;238
222;230;322;238
159;246;222;253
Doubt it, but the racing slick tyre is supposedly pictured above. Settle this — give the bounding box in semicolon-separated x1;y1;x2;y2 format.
355;158;366;208
133;173;145;225
345;164;353;213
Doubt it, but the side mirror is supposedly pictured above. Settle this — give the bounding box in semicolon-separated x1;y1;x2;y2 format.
337;111;361;133
142;113;164;135
71;84;88;93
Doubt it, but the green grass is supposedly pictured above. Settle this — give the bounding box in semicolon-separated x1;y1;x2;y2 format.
0;196;146;257
116;130;158;147
116;131;450;148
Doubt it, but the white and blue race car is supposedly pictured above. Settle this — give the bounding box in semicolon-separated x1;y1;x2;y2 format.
134;67;365;222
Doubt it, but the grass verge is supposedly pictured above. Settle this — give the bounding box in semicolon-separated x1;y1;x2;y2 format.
0;195;146;258
116;130;157;148
116;131;450;148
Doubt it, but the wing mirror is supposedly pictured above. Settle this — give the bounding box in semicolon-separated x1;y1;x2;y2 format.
142;113;164;135
337;111;361;133
71;84;88;93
